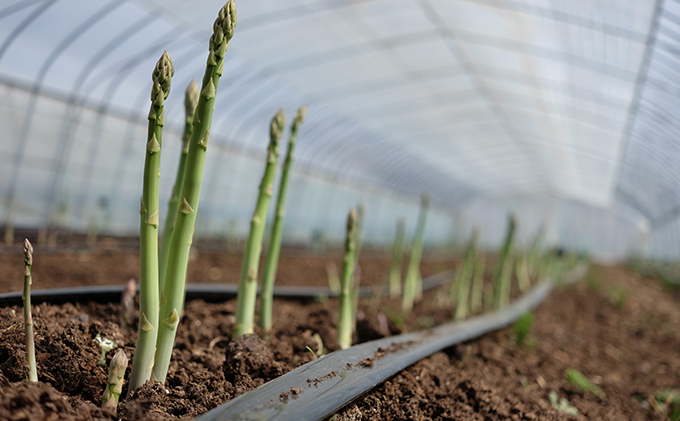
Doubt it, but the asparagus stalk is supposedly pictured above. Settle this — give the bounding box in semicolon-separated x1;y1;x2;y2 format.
350;203;364;329
338;208;358;350
259;105;307;333
516;252;531;292
23;239;37;382
128;50;174;392
493;215;516;309
469;251;485;314
101;349;128;411
120;277;136;329
326;263;340;295
402;193;429;313
388;218;405;297
153;0;237;384
233;109;285;338
159;80;200;293
454;229;479;321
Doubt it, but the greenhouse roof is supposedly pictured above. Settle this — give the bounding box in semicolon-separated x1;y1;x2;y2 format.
0;0;678;259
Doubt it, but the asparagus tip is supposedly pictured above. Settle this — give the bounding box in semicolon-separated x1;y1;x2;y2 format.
185;80;200;117
23;238;33;266
270;109;286;144
347;208;358;232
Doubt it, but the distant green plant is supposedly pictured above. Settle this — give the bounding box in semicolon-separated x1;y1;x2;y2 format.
515;312;534;347
388;218;405;297
586;272;599;291
566;367;602;396
549;391;578;415
609;287;627;310
494;214;516;309
402;193;429;313
338;208;359;350
453;229;479;320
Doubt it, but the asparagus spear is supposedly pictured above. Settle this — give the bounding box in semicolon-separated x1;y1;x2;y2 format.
128;50;174;392
159;80;200;293
23;239;37;382
120;277;136;329
234;109;285;338
153;0;237;384
454;229;479;320
388;218;405;297
259;105;306;333
516;252;531;292
494;215;516;309
101;349;128;410
338;208;358;350
469;252;485;314
402;193;429;313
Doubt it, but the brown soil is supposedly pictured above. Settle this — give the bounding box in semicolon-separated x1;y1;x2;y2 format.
0;248;678;421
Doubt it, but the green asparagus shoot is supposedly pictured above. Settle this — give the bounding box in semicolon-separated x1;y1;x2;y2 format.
159;80;200;293
402;193;429;313
326;263;340;295
153;0;237;384
470;251;485;314
454;229;479;321
101;349;128;411
338;208;358;350
565;367;602;396
260;105;307;333
516;252;531;292
22;239;37;382
234;109;285;338
388;218;405;297
514;311;534;347
128;50;174;393
493;214;516;309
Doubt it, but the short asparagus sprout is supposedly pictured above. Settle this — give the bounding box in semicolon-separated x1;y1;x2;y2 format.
493;214;516;310
120;278;136;329
234;109;285;338
23;239;37;382
94;334;117;367
454;229;479;321
260;105;307;333
153;0;237;384
388;218;405;297
402;193;429;313
101;349;128;411
159;80;200;293
128;50;174;393
338;208;358;350
469;252;485;314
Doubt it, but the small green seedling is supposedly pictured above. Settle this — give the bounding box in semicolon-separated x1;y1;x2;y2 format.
515;312;534;347
566;367;602;396
652;389;680;420
94;334;117;367
549;391;578;415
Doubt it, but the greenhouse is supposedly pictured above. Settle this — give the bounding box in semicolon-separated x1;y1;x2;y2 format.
0;1;678;420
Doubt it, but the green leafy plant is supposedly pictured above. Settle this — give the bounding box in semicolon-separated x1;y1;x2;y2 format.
22;239;37;382
388;218;405;297
566;367;602;396
101;349;128;410
549;391;578;415
515;311;534;347
152;0;237;385
260;106;307;333
402;193;429;313
159;80;200;293
338;208;358;349
233;109;285;338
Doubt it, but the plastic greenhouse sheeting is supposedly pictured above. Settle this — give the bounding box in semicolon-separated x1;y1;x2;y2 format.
0;0;677;260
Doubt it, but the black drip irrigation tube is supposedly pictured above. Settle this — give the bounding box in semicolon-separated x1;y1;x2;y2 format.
196;265;586;421
0;270;453;307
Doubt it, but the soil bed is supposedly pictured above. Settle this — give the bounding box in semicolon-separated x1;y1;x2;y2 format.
0;249;678;420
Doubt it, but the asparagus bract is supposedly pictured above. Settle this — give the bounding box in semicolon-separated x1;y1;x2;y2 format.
260;105;306;333
159;80;200;293
454;229;479;320
402;193;429;313
338;208;358;350
128;50;174;392
388;219;405;297
101;349;128;410
234;109;286;338
493;215;516;309
23;239;37;382
153;0;237;383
